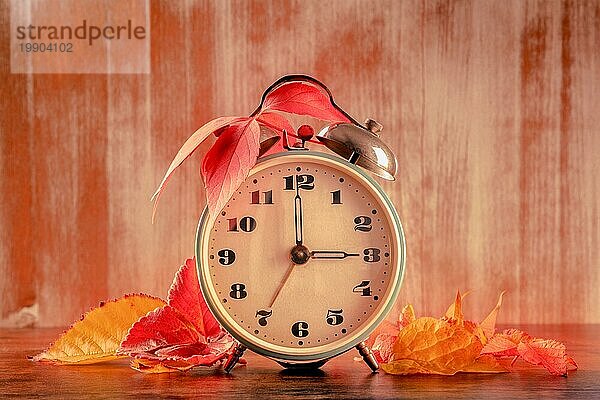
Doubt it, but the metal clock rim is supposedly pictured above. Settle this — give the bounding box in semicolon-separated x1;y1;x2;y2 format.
194;151;406;363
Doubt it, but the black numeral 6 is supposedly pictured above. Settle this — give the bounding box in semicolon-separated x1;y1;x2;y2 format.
291;321;309;337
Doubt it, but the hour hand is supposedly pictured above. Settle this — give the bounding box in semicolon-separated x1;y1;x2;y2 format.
310;250;360;259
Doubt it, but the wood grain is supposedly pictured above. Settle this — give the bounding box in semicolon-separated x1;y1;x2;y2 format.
1;325;599;399
1;0;599;327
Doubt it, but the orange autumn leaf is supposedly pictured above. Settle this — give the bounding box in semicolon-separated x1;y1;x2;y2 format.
444;290;471;320
479;291;505;339
381;317;484;375
30;294;165;364
376;291;577;376
399;304;415;328
461;355;507;373
364;304;415;364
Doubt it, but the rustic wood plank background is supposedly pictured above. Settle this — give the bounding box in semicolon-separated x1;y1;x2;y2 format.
1;0;598;327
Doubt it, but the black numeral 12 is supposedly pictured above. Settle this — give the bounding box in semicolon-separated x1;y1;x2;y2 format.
284;174;315;191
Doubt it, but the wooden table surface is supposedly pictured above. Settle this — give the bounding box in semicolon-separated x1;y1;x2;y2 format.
1;325;599;399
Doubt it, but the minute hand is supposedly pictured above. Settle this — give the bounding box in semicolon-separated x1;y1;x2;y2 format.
310;250;360;259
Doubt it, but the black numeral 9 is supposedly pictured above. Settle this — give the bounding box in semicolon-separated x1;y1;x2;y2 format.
217;249;236;265
291;321;309;337
229;283;247;299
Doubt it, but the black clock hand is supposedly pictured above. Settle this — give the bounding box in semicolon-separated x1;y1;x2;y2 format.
310;250;360;259
294;182;303;245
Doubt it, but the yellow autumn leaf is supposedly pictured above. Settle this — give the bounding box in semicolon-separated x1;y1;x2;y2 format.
381;317;483;375
31;294;165;364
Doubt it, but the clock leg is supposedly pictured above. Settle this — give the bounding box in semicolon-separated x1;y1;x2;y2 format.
356;341;379;373
224;343;247;373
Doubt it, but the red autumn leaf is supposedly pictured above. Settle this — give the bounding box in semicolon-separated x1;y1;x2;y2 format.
118;258;235;373
517;339;573;376
481;329;578;376
167;258;221;338
481;329;527;357
151;116;246;222
257;111;295;139
371;333;397;364
261;82;350;123
256;111;292;155
256;111;324;150
201;118;261;218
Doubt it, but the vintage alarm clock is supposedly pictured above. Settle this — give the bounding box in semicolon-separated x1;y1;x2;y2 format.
195;75;406;372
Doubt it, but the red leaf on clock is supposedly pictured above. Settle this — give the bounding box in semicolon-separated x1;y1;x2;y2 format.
201;118;261;218
257;111;325;151
257;111;295;137
255;112;289;156
151;116;246;222
261;82;350;123
118;258;236;373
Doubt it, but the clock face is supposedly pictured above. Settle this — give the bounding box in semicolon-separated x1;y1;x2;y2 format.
196;152;404;361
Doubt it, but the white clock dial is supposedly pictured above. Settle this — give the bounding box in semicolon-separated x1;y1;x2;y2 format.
197;152;404;360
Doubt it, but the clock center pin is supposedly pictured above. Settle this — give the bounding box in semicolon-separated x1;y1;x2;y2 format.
290;244;311;265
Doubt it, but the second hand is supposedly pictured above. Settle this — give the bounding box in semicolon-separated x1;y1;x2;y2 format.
268;260;296;309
